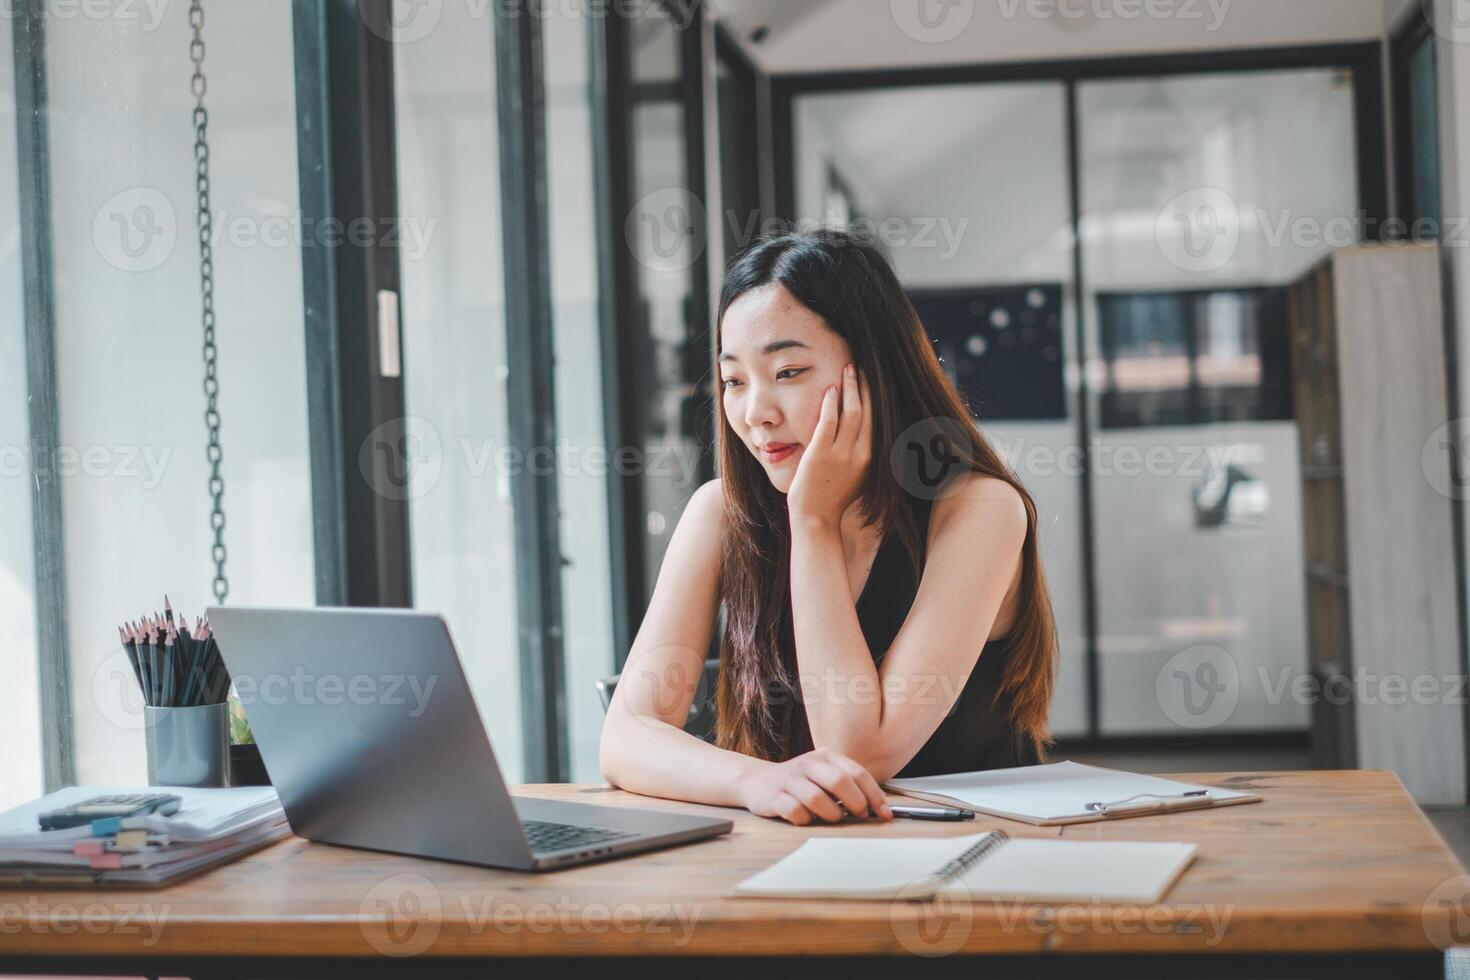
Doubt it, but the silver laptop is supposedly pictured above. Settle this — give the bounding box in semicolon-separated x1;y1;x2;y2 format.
206;606;732;870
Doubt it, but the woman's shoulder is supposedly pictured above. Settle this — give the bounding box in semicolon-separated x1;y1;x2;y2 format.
678;478;725;536
928;474;1028;549
655;479;725;588
688;477;723;517
924;477;1029;636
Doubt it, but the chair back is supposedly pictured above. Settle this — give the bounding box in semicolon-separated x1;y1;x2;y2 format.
596;658;720;741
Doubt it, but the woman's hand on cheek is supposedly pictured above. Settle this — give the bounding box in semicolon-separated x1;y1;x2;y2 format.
787;364;872;529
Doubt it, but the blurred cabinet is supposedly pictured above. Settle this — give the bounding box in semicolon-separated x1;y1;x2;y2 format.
1289;243;1465;804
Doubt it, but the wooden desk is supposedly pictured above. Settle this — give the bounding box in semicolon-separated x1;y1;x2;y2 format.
1;771;1465;979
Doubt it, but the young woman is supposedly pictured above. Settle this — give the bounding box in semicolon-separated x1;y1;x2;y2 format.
600;230;1058;826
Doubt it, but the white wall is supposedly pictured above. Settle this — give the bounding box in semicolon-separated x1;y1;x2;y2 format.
0;12;43;809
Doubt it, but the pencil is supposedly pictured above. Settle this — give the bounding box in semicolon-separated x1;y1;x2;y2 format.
163;623;176;707
116;603;233;707
119;625;144;695
149;618;161;707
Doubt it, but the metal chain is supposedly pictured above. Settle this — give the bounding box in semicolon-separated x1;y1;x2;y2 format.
190;0;228;604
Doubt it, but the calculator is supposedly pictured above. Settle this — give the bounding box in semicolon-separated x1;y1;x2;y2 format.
38;793;183;831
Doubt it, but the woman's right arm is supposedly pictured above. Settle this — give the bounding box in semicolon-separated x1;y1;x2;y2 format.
598;478;893;825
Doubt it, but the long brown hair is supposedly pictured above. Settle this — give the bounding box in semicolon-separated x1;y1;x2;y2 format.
712;230;1058;762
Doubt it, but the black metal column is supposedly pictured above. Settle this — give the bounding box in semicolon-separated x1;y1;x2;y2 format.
677;0;715;483
589;7;637;667
1065;83;1103;739
292;0;412;609
495;0;568;782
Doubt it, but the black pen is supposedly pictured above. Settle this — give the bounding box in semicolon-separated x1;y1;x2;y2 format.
889;805;973;821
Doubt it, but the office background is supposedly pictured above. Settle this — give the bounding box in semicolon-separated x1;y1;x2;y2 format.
2;0;1469;810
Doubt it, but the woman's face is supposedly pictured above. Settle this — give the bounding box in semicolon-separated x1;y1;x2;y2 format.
718;283;853;494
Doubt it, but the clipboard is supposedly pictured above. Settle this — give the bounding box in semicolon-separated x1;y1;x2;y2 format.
885;761;1262;826
1084;791;1217;819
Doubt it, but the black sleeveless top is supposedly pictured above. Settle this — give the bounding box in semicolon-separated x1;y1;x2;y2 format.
853;497;1037;777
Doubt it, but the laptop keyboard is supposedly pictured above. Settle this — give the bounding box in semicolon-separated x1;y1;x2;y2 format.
523;819;638;853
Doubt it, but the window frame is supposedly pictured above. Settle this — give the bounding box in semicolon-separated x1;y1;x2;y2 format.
12;0;73;792
1390;5;1440;230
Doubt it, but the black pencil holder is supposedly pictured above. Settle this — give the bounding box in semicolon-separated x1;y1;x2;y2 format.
145;702;230;787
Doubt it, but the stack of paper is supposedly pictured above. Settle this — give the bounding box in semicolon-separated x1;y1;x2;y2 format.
0;785;290;887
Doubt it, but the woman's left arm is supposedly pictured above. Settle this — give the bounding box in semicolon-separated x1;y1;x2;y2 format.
788;367;1028;782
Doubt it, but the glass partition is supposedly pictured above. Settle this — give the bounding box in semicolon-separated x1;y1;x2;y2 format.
1077;69;1358;734
392;0;523;779
545;5;617;781
623;8;711;616
793;82;1088;736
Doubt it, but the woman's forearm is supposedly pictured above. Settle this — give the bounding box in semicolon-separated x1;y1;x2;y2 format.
600;710;768;809
789;517;884;758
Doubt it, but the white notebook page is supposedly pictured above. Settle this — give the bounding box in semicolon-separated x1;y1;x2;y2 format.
950;839;1198;903
732;833;1197;903
732;834;987;898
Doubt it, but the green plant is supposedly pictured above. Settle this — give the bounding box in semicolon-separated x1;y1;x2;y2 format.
228;694;254;745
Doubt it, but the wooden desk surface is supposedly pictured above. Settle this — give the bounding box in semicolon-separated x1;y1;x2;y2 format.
1;771;1466;960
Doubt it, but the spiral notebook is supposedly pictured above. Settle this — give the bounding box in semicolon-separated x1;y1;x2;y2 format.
732;831;1197;903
